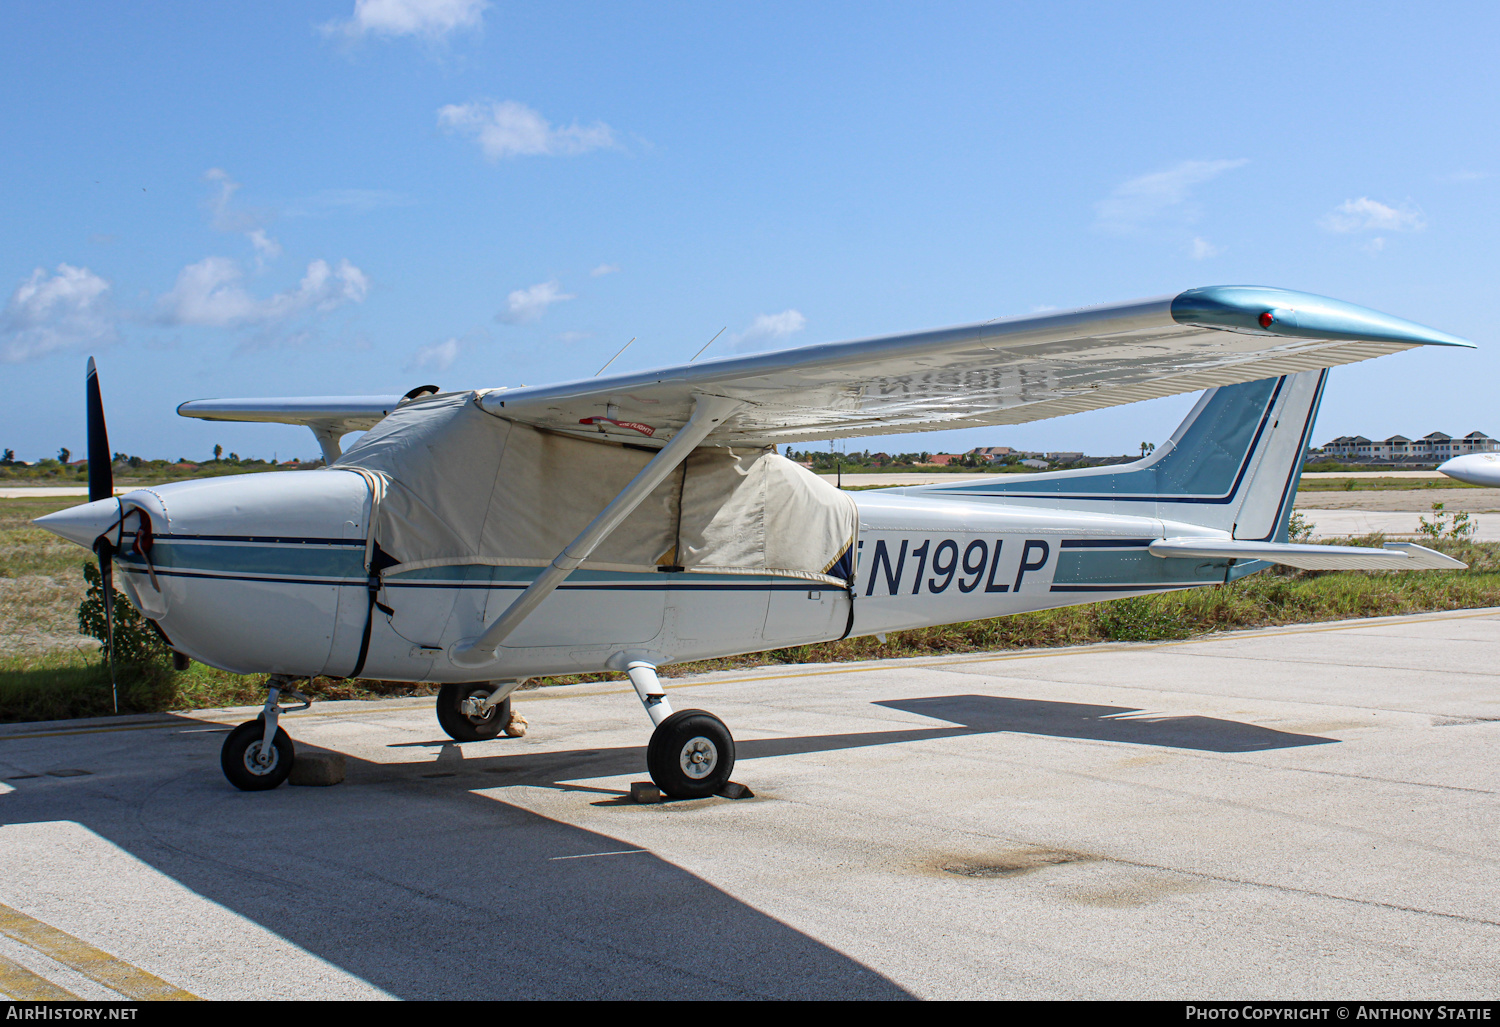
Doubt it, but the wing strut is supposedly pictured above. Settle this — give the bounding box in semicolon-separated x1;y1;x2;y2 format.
448;395;743;669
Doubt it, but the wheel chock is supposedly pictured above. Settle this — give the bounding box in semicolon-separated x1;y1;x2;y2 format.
289;751;346;787
629;781;661;804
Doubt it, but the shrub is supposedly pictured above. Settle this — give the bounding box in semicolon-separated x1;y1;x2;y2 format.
78;562;171;667
1095;595;1190;641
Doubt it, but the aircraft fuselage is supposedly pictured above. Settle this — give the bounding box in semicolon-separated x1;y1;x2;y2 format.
43;471;1236;682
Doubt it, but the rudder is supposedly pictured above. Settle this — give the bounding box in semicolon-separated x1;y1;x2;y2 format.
911;369;1328;539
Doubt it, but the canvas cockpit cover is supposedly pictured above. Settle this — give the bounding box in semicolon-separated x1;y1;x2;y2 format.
335;392;858;586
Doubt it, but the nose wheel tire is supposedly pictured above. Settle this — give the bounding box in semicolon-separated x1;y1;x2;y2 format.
436;683;510;742
646;710;735;800
221;718;295;791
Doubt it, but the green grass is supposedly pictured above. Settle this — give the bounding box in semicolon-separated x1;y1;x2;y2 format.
0;654;440;723
1297;477;1482;492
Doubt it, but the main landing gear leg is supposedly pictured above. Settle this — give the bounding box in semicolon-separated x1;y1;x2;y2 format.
436;680;528;742
220;675;309;791
628;661;736;800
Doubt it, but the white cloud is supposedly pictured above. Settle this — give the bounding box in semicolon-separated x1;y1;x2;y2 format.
1;264;115;363
204;168;253;233
1095;159;1248;233
1439;169;1488;183
590;263;620;277
729;309;807;353
158;257;369;327
438;100;617;160
1188;237;1222;259
1318;197;1426;233
496;280;574;324
406;337;461;372
324;0;488;40
204;168;281;264
248;229;282;262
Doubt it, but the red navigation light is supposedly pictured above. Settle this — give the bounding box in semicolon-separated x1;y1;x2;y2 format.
1258;311;1275;329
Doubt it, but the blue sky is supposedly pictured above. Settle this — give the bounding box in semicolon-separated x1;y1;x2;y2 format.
2;1;1496;463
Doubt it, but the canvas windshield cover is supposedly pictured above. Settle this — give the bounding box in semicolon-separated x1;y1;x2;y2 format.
335;392;859;586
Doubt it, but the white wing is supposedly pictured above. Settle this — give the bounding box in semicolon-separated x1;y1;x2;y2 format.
179;286;1471;447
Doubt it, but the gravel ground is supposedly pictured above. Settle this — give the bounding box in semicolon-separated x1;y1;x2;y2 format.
1293;487;1500;513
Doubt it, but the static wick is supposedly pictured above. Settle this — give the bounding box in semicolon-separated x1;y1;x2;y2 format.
594;337;636;377
690;327;727;362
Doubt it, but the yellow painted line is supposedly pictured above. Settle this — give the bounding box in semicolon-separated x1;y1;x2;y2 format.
0;951;79;1001
0;903;198;1001
0;720;194;742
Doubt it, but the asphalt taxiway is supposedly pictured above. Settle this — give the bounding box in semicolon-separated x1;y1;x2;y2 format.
0;609;1497;1000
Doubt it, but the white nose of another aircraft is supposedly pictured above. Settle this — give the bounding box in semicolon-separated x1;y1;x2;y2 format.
1438;453;1500;487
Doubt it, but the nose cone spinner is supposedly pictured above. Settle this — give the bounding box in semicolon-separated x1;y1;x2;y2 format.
35;497;122;549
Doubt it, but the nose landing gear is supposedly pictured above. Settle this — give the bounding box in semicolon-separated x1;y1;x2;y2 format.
221;719;294;791
221;677;308;791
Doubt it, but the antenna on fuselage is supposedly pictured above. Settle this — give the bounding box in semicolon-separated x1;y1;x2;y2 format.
594;337;636;377
690;327;727;362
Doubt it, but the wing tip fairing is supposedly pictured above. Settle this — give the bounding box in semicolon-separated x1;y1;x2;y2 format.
1171;286;1474;350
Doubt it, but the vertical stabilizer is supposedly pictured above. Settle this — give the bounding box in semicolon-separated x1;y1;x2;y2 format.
907;369;1328;538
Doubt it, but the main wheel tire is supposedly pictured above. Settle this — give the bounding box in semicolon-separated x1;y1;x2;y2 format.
221;718;295;791
646;709;735;800
436;683;510;742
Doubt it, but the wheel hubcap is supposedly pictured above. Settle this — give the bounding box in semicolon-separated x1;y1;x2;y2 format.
679;736;718;780
243;741;278;776
463;691;497;726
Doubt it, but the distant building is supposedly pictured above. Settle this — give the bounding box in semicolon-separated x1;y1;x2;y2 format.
1320;431;1495;462
927;454;961;466
1020;458;1050;470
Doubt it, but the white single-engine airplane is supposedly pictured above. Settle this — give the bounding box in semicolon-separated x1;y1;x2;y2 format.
1438;453;1500;487
38;286;1473;798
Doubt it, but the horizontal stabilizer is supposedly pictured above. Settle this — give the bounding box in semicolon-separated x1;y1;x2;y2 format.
1147;538;1466;571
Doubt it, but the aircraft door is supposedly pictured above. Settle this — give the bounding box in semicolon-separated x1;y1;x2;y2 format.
764;585;849;646
668;580;769;653
496;570;668;649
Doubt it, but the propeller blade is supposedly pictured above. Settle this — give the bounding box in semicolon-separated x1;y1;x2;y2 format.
94;536;119;713
86;357;113;504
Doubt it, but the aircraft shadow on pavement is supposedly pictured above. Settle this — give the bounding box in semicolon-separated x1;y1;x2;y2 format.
875;695;1337;753
0;715;912;1001
377;689;1334;797
0;692;1327;997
